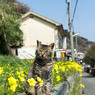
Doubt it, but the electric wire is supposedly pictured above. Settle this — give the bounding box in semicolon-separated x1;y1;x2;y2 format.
72;0;79;34
72;0;78;22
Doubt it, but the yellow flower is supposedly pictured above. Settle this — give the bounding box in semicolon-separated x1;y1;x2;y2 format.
55;85;58;87
78;69;82;72
80;74;82;77
56;70;59;74
59;66;65;72
56;62;61;65
39;80;44;86
37;77;42;82
0;67;3;75
10;84;17;92
80;84;85;88
8;77;17;86
16;71;20;75
68;65;72;69
37;77;44;86
56;75;60;81
8;77;18;92
18;75;25;82
26;72;28;74
27;78;36;86
66;69;68;71
53;64;58;71
21;73;25;77
19;84;21;88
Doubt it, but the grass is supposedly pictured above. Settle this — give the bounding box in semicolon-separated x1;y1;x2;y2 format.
0;55;33;95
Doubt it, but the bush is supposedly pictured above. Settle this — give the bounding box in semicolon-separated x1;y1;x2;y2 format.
52;61;83;87
84;43;95;68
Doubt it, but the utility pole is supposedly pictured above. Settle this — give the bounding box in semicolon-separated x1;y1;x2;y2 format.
66;0;74;60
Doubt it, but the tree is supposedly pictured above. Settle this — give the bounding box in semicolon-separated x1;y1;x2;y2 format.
84;43;95;68
0;3;23;55
0;0;30;14
0;0;15;4
15;1;30;14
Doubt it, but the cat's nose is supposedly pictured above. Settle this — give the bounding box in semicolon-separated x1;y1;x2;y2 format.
41;52;44;55
41;52;45;57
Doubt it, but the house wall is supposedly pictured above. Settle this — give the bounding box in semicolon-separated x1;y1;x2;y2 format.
20;16;57;46
18;16;61;59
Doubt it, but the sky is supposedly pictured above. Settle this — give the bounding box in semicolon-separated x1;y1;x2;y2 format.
17;0;95;42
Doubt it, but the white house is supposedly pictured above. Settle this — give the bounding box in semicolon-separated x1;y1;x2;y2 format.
14;11;66;59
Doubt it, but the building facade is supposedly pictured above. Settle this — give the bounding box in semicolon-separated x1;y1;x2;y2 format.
15;11;65;59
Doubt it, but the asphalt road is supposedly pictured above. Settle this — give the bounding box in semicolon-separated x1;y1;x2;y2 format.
82;72;95;95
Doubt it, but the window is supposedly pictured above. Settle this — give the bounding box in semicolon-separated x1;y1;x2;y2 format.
58;33;62;48
15;49;18;56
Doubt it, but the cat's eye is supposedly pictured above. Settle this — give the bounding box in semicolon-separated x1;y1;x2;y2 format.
45;50;48;52
49;52;52;55
39;49;42;52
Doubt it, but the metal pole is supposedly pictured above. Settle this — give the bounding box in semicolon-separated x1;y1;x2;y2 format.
76;36;77;51
67;1;74;60
76;36;78;58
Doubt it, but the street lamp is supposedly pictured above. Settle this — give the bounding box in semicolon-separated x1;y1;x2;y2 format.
72;33;79;37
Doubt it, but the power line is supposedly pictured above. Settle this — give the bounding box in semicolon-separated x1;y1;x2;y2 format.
72;0;78;22
71;0;79;36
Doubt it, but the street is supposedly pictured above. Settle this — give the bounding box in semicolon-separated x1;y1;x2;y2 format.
82;72;95;95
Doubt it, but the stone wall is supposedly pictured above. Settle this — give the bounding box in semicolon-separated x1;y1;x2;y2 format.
52;73;82;95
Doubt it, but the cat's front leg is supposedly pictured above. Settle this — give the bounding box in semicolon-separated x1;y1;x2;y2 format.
45;82;52;95
36;85;42;95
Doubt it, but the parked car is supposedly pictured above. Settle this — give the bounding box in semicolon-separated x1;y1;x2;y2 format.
84;65;91;73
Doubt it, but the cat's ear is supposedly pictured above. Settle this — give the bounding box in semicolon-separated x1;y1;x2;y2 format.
37;40;41;47
49;43;55;49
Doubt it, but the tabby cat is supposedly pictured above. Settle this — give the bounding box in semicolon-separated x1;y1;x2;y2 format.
24;40;54;95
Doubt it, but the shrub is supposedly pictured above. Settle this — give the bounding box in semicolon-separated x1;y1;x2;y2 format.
84;43;95;68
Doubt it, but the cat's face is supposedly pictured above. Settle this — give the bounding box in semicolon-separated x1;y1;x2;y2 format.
36;40;54;60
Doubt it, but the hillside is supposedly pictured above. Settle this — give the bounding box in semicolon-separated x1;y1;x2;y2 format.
65;30;94;52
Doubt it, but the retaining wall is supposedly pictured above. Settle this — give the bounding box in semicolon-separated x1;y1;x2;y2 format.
52;73;82;95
